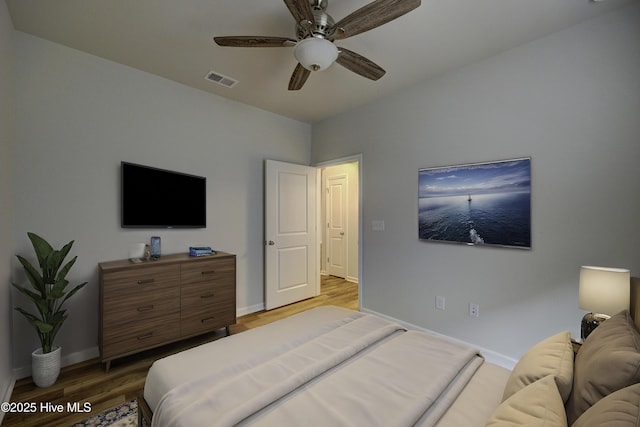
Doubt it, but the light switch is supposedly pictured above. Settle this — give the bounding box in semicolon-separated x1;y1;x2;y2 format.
371;220;385;231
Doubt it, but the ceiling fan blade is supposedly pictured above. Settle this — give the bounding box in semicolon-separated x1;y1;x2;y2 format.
283;0;316;26
214;36;296;48
332;0;421;40
288;63;311;90
336;48;386;81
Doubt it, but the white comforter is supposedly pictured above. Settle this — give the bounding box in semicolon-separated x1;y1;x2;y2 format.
151;310;483;427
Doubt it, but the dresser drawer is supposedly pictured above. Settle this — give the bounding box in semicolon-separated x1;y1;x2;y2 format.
181;258;235;285
181;303;235;337
102;313;180;359
181;280;235;310
102;264;180;296
103;286;180;327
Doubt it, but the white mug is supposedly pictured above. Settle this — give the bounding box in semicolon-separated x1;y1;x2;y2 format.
129;243;146;260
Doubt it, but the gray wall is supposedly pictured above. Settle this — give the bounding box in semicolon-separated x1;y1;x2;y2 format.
312;4;640;360
0;0;15;413
11;32;311;373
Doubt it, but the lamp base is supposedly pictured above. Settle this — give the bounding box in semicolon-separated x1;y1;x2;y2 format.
581;312;610;341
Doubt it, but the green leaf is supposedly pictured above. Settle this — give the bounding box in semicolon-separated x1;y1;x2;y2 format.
34;320;54;334
56;256;77;282
43;252;58;284
49;311;68;341
14;308;53;333
12;283;43;302
27;232;53;271
12;283;49;317
49;279;68;300
45;241;73;283
16;255;45;294
14;307;40;323
58;282;87;307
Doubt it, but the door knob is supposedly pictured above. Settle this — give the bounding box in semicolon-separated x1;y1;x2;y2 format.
267;240;275;246
340;232;345;236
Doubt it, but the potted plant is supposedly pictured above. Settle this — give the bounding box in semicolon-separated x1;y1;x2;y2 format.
12;232;87;387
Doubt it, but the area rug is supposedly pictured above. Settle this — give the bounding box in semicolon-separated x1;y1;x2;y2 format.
70;400;144;427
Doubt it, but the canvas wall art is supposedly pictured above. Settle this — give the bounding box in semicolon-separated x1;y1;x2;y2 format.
418;158;531;249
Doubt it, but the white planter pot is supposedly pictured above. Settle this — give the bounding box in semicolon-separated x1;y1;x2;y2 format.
32;346;61;388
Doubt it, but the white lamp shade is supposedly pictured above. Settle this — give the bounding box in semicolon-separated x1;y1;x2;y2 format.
579;266;630;315
294;37;338;72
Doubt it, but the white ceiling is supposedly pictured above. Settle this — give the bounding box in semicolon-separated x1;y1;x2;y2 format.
6;0;637;123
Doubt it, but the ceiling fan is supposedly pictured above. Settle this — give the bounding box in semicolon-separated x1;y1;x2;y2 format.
213;0;421;90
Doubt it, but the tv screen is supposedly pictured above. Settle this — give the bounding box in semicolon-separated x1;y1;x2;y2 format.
121;162;206;228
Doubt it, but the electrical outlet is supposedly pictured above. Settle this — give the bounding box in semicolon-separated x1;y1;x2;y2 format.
436;296;446;310
469;303;480;318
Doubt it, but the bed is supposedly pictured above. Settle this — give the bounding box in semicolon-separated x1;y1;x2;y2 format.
140;278;640;427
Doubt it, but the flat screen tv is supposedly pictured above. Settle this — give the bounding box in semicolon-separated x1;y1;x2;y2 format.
121;162;206;228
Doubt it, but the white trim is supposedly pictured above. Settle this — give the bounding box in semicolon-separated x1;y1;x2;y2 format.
0;372;16;424
316;167;322;297
236;303;264;317
12;346;100;380
314;154;363;168
360;307;517;370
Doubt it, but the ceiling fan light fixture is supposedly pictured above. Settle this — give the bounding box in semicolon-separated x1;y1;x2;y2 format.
294;37;338;72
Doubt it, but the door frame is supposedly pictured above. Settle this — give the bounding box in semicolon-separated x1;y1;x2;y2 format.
314;154;363;309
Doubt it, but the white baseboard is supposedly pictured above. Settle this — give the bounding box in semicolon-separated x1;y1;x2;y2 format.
0;372;16;424
13;346;100;380
360;308;517;370
236;303;264;317
321;272;359;284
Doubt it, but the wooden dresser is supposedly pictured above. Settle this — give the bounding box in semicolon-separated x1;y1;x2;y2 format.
99;252;236;371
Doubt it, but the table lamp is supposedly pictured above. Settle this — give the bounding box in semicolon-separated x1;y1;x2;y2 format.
579;265;630;340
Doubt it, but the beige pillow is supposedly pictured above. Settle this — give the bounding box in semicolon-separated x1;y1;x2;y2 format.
501;331;573;402
566;310;640;425
572;383;640;427
485;375;567;427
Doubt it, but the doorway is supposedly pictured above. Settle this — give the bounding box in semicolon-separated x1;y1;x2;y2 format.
263;156;361;311
316;155;361;308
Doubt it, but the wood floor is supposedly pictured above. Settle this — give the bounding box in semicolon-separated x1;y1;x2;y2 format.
3;276;357;427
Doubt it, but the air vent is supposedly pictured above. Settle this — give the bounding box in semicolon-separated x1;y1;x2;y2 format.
204;71;238;88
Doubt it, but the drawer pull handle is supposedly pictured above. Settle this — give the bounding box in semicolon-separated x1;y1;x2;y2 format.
137;332;153;340
137;305;154;312
200;293;215;299
137;278;155;285
201;270;216;275
201;317;216;324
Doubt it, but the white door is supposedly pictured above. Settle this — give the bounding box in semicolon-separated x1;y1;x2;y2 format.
265;160;319;310
326;174;347;278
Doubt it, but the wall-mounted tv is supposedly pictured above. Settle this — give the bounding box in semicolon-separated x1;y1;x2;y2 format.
121;162;206;228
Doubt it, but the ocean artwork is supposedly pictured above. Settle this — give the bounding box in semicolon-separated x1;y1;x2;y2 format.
418;158;531;249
